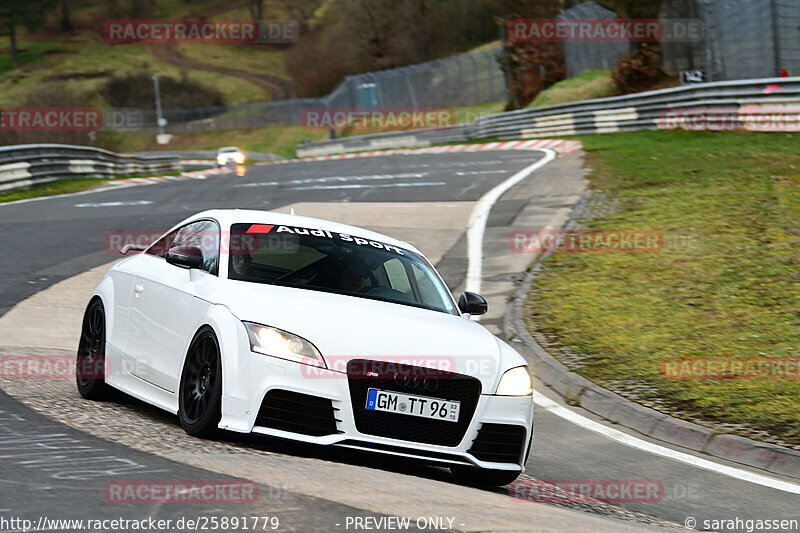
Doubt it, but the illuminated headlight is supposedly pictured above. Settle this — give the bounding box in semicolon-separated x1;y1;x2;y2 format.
496;366;533;396
216;155;226;165
243;322;325;368
233;152;245;164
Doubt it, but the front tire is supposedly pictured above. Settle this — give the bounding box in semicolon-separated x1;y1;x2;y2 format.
178;327;222;437
450;465;522;487
76;298;115;400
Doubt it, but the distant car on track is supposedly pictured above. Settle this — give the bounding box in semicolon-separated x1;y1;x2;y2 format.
216;146;245;166
77;209;534;486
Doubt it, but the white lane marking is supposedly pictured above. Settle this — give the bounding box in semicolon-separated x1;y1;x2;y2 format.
237;173;428;188
73;200;153;208
465;149;557;294
455;170;512;176
534;391;800;495
289;182;446;191
464;147;800;494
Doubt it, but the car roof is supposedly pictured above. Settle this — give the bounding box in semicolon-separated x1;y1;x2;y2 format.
187;209;422;255
218;146;240;152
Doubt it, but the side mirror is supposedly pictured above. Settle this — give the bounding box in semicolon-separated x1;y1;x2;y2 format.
458;291;487;316
166;245;204;270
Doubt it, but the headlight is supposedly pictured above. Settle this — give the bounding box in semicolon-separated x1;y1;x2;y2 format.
233;152;245;164
496;366;533;396
243;322;325;368
216;155;226;165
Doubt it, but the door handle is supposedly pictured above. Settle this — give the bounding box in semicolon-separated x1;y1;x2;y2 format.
134;283;144;294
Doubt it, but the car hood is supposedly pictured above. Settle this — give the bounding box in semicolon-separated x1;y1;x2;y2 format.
206;280;520;391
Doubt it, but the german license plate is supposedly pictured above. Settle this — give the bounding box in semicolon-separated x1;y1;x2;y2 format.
365;388;460;422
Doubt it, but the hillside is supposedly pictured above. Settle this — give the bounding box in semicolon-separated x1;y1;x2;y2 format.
0;1;292;108
0;0;501;154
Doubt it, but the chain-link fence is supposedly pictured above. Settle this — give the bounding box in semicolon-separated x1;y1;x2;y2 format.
558;1;630;78
564;0;800;83
696;0;799;80
321;49;506;109
144;0;799;134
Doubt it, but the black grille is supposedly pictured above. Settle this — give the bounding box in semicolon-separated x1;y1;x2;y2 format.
255;389;342;437
347;359;482;447
468;423;527;464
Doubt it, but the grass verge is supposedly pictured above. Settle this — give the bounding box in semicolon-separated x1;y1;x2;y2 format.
0;177;118;203
136;125;330;158
525;130;800;447
0;171;185;204
529;70;618;108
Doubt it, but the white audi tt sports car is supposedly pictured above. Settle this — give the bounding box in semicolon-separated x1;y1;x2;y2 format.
77;209;534;486
216;146;245;166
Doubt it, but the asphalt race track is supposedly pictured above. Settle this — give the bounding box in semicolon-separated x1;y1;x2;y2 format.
1;150;799;532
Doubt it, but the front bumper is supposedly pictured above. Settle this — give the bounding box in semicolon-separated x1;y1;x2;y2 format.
219;333;534;471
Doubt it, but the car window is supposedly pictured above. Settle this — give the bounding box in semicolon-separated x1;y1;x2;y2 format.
146;219;220;275
383;258;412;294
173;220;220;274
145;229;176;258
227;223;457;314
251;235;324;271
410;262;449;306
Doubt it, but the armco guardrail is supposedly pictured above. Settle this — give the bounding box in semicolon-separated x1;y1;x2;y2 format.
296;77;800;157
0;144;182;192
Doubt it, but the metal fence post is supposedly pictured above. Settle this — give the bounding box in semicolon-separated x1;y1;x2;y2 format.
771;0;782;76
467;52;480;105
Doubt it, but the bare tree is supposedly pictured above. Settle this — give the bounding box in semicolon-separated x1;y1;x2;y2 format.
485;0;567;110
0;0;53;67
599;0;668;91
60;0;73;31
249;0;264;20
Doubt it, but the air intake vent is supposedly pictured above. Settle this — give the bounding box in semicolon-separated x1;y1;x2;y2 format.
468;424;527;464
255;389;342;437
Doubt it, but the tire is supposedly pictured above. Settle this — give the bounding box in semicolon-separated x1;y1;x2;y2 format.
178;327;222;437
450;465;522;487
76;298;115;400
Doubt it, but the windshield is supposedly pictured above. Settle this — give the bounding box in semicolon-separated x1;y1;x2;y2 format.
227;223;457;315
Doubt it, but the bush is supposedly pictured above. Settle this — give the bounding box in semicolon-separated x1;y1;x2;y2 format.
284;30;350;98
99;71;224;111
502;42;566;111
0;82;123;151
612;44;667;93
